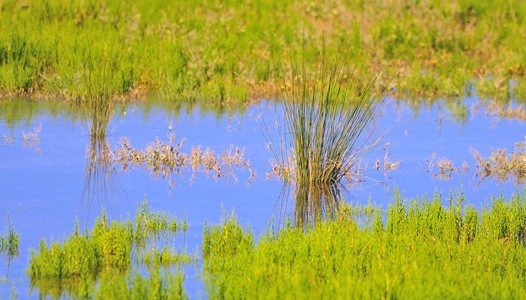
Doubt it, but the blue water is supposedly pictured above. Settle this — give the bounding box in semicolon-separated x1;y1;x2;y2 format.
0;97;524;298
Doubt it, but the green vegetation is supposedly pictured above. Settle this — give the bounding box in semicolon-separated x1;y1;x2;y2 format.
203;190;526;299
263;51;381;228
94;269;187;300
28;203;192;299
0;219;19;259
0;0;525;105
275;51;380;187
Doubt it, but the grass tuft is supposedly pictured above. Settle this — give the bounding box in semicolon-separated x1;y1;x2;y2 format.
275;47;382;188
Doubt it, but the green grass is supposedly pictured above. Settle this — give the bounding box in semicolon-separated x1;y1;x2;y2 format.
28;202;192;299
94;268;187;300
0;218;19;259
277;49;381;188
0;0;525;106
203;189;526;299
265;50;381;228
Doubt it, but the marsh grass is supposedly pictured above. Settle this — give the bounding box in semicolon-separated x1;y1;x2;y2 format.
1;0;525;106
0;217;19;281
28;203;190;298
273;48;382;189
203;189;526;299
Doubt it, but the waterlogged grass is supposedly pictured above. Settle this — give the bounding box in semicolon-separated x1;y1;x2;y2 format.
0;0;525;104
203;190;526;299
28;203;192;299
0;220;19;259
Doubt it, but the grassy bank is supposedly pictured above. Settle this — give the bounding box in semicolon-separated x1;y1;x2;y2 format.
0;0;525;105
203;190;526;299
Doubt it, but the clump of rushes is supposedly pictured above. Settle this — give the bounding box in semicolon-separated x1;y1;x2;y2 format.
203;189;526;299
265;47;382;227
274;48;382;188
28;202;189;298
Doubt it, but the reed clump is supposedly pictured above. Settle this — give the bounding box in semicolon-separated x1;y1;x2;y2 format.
272;50;381;189
203;189;526;299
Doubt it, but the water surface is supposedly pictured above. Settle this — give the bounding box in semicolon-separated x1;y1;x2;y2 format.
0;97;524;298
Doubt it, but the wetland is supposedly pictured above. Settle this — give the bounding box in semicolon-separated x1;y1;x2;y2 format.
1;0;526;299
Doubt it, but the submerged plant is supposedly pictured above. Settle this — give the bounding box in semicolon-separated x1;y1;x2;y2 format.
2;133;13;145
376;142;401;173
426;152;469;180
22;123;41;152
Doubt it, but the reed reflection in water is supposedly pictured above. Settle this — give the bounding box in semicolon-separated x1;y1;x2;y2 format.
278;183;343;228
81;93;118;216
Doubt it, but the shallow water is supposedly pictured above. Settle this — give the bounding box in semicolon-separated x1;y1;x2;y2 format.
0;96;524;298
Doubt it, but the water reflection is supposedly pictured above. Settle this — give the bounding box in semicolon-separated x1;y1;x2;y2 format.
81;98;117;217
294;183;342;227
82;134;117;216
278;183;343;228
